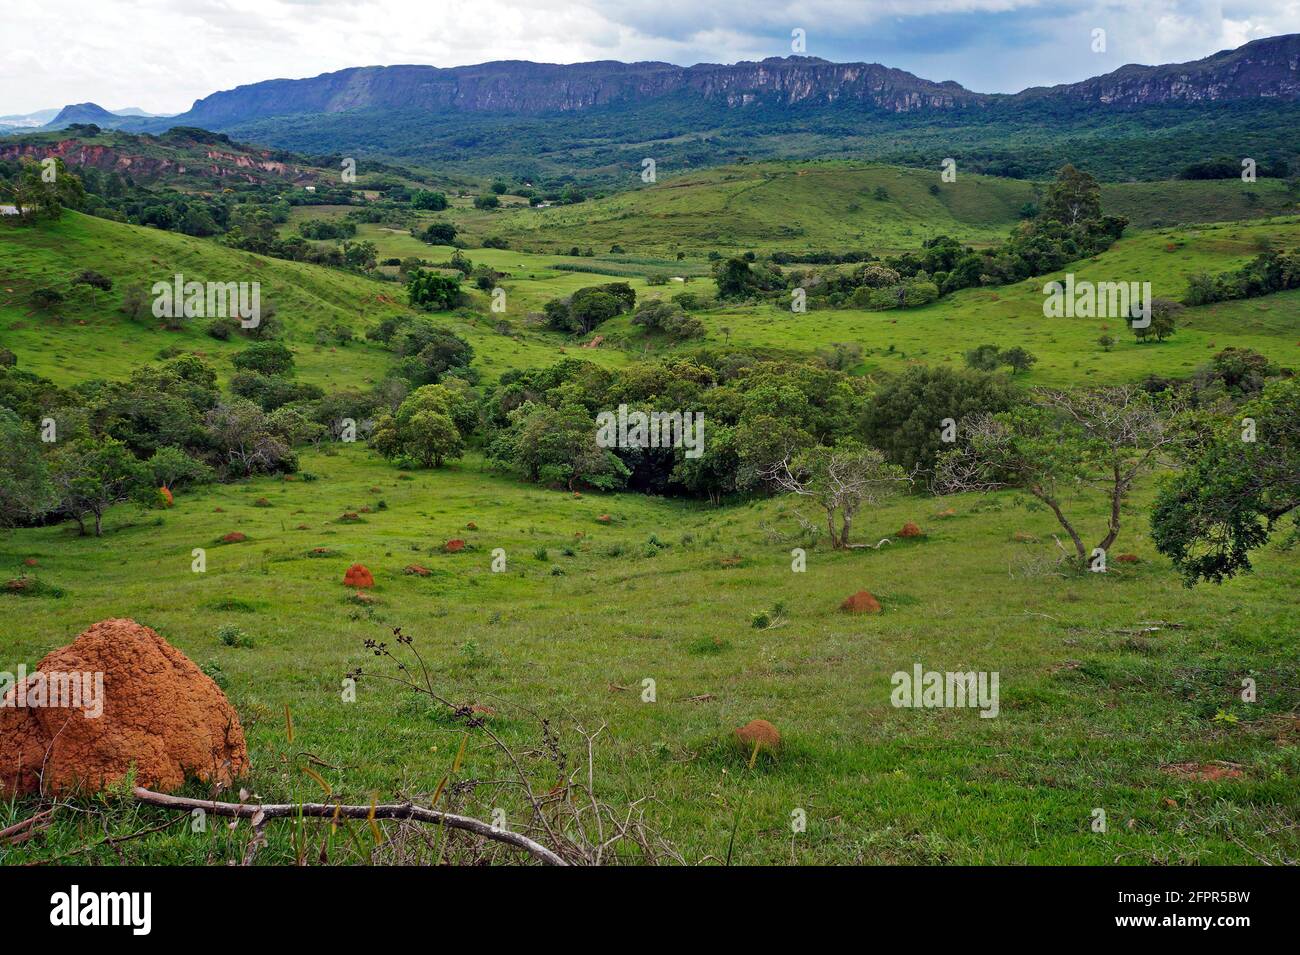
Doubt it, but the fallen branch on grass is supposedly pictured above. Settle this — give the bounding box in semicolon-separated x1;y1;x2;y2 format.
846;538;892;550
132;787;567;866
0;807;55;845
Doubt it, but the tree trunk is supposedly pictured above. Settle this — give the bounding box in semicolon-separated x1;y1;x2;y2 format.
1032;485;1085;563
826;508;842;549
1097;464;1124;553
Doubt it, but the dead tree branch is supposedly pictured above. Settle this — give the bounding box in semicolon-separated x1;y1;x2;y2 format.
132;787;568;866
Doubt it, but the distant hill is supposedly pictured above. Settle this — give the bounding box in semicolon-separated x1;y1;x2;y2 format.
450;161;1299;255
44;102;130;129
0;127;333;188
0;108;60;126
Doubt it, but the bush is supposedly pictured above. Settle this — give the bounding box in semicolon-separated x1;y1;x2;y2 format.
406;269;462;311
232;341;295;377
413;222;457;245
216;624;254;648
411;190;448;211
206;317;239;340
31;287;64;310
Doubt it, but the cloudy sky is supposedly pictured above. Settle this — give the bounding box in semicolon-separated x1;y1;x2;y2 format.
3;0;1297;115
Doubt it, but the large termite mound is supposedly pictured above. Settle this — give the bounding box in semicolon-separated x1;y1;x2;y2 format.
0;619;248;795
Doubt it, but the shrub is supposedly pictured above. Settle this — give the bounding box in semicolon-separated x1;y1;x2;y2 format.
216;624;254;648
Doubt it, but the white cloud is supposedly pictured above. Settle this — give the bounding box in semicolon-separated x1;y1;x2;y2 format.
1;0;1295;114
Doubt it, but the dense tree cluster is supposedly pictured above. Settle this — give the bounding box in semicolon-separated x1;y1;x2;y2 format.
542;283;637;334
0;355;307;535
702;166;1128;314
1183;248;1300;307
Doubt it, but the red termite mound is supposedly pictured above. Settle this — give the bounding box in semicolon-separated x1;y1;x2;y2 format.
840;590;882;614
343;564;374;588
0;619;248;795
734;719;781;751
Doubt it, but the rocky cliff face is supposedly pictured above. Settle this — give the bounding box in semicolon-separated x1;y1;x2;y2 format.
167;34;1298;129
0;138;315;184
1021;32;1300;105
175;55;984;127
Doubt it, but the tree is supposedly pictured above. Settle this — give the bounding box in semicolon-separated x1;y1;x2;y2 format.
713;257;754;299
545;283;635;335
964;344;1002;372
232;341;295;377
30;287;64;311
402;410;462;467
47;436;153;536
411;190;449;211
203;400;297;477
1192;347;1282;400
414;222;457;245
861;366;1014;477
1041;164;1101;226
2;158;85;223
1131;298;1180;343
473;194;500;210
71;269;113;308
0;408;55;526
370;384;470;468
1152;378;1300;584
1000;346;1037;375
488;401;629;491
342;239;378;271
1151;298;1180;342
631;299;703;340
390;321;474;385
765;441;910;549
937;387;1182;566
146;445;214;490
406;269;462;311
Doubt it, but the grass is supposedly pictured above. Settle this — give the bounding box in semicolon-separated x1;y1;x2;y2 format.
588;216;1300;384
0;166;1297;865
0;446;1296;864
0;213;630;386
447;161;1297;257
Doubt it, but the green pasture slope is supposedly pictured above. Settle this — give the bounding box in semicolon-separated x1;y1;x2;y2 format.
0;213;627;386
0;172;1298;864
608;217;1300;385
444;162;1296;257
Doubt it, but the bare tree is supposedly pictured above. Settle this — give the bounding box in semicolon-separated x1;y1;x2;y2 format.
935;386;1184;565
764;441;911;549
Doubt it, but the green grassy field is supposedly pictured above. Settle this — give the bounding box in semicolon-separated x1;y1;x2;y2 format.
614;218;1300;385
443;162;1297;257
1;165;1297;866
2;446;1296;864
0;214;633;386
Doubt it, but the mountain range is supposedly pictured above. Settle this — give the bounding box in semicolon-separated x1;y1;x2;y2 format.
171;33;1300;126
5;34;1298;184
